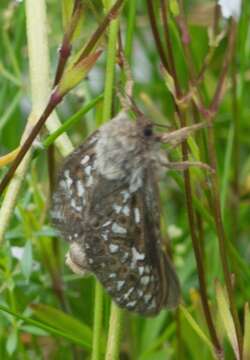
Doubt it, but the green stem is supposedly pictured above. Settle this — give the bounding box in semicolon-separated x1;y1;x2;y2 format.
42;94;103;150
102;0;120;122
124;0;136;63
105;303;123;360
91;282;104;360
100;2;124;360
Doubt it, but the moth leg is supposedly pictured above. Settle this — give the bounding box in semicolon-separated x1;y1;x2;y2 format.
165;161;213;172
65;242;90;276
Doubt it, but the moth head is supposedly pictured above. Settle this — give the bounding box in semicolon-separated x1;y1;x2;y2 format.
95;112;162;185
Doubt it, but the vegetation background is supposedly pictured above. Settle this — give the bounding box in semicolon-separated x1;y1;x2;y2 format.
0;0;249;359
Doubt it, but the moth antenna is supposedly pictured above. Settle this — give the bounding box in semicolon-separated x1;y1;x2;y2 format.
158;122;210;147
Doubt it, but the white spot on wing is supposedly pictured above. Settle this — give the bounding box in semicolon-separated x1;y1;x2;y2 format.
112;223;127;234
141;276;150;286
64;170;73;188
133;247;145;260
85;165;92;176
131;247;145;268
121;190;130;203
121;252;129;263
59;180;67;190
70;198;82;212
101;232;108;241
138;266;144;275
144;294;152;303
127;300;137;308
86;175;94;187
109;244;119;253
76;180;85;197
80;155;90;165
109;273;116;279
138;290;144;297
122;205;130;216
123;287;134;300
134;208;140;224
148;298;156;310
117;280;125;291
102;221;112;227
51;209;63;220
112;204;122;214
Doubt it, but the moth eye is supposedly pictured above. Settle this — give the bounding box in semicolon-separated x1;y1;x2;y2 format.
143;126;153;138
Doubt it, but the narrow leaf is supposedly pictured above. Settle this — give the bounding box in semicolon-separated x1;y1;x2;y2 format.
243;303;250;360
20;240;33;280
30;303;92;346
215;281;240;359
0;305;90;348
58;50;102;96
6;328;17;355
180;305;214;352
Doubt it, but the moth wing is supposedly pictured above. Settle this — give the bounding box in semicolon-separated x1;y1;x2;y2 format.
84;168;180;315
141;169;180;310
51;131;99;243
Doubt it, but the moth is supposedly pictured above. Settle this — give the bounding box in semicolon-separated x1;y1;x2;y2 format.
51;111;207;316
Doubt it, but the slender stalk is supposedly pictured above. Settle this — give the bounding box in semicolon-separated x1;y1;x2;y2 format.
178;109;223;358
102;0;120;122
99;2;124;359
78;0;125;62
91;282;104;360
124;0;136;63
231;56;240;243
174;3;243;355
105;303;123;360
146;0;169;71
207;125;243;358
54;1;84;86
42;94;104;151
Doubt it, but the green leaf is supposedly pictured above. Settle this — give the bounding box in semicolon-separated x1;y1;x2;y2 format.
0;305;91;349
6;328;17;355
140;311;168;352
243;303;250;359
58;51;102;96
31;303;93;348
20;240;32;280
169;0;180;16
215;281;240;359
180;305;214;353
62;0;74;30
21;325;48;336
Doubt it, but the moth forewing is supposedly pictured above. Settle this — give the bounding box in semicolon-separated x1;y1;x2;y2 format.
51;111;180;316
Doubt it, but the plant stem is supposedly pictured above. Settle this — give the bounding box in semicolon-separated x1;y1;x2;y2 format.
124;0;136;63
0;0;73;244
91;282;104;360
147;2;222;355
105;303;123;360
100;2;124;359
102;0;120;122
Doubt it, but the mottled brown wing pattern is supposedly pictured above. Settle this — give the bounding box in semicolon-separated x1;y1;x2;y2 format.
51;131;99;244
83;167;180;315
51;119;180;316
